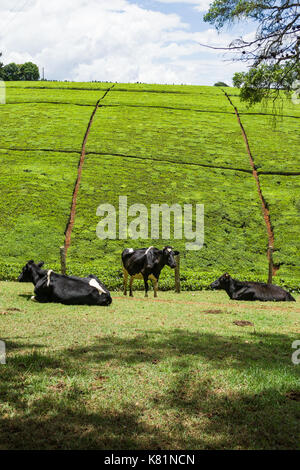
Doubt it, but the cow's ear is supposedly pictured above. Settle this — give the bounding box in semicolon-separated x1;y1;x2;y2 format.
28;260;34;264
173;250;180;255
38;261;45;267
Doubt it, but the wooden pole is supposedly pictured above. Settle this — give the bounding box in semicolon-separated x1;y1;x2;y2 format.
268;246;273;284
175;253;181;293
60;246;66;275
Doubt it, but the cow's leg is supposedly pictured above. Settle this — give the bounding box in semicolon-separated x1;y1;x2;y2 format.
123;268;128;296
232;289;254;301
150;275;158;297
153;278;158;297
129;276;134;297
143;274;149;298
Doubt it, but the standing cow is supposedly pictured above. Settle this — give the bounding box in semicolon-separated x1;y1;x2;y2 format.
210;273;296;301
122;246;179;297
18;260;112;306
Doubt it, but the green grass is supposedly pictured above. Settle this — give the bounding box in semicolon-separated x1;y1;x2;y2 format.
0;282;299;450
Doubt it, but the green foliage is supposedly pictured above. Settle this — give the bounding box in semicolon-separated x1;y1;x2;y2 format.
19;62;40;81
214;81;228;87
232;63;300;105
205;1;300;104
1;61;40;81
3;63;20;81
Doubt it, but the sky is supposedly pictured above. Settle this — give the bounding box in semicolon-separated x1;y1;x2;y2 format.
0;0;256;85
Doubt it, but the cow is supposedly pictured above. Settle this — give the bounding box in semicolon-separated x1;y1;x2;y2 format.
18;260;112;306
210;273;296;302
122;246;179;298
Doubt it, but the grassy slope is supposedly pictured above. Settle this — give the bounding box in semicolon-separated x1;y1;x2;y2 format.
226;91;300;285
0;149;79;278
0;82;299;289
87;89;250;170
68;153;268;289
259;174;300;286
0;282;299;450
0;103;92;152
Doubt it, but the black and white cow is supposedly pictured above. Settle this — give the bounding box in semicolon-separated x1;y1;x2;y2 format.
122;246;179;297
18;260;112;306
210;273;296;302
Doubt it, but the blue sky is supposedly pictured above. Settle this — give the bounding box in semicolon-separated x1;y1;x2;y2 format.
0;0;256;85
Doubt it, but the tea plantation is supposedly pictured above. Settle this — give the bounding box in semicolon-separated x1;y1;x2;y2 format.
0;82;299;290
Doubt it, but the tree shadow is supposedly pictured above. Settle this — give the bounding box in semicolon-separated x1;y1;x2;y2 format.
0;330;299;449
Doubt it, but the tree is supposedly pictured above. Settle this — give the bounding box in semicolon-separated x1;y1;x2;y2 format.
0;53;4;80
19;62;40;81
204;1;300;104
3;63;20;81
232;62;300;104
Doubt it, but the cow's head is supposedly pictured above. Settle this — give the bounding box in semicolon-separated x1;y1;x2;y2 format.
18;260;45;282
162;246;179;269
210;273;231;290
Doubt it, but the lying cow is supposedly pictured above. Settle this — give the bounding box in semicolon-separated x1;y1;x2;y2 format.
122;246;179;297
210;273;295;302
18;260;112;306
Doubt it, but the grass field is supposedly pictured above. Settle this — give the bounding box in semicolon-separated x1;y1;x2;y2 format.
0;282;299;450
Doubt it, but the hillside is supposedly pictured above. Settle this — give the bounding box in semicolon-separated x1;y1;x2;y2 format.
0;82;299;290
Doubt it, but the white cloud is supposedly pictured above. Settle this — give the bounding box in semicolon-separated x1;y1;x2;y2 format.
153;0;212;12
0;0;248;85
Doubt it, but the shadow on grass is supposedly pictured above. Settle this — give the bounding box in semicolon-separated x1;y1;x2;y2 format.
64;329;299;372
18;294;34;300
0;330;299;449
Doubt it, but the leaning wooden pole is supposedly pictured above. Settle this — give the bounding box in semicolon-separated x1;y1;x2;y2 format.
60;246;66;275
175;254;181;293
268;246;273;284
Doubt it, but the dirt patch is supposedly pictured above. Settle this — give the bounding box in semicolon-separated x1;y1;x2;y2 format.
64;86;114;255
286;391;300;402
48;381;66;393
233;320;254;327
0;308;22;315
204;309;223;314
223;90;275;260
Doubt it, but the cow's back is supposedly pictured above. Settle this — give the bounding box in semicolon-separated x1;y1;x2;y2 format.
244;282;295;301
122;248;147;275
